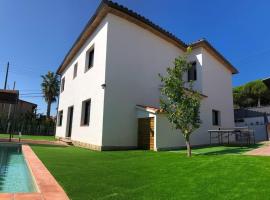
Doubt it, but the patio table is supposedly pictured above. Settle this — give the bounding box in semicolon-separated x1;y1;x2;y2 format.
208;129;235;145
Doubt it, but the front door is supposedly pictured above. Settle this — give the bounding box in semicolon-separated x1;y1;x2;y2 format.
138;117;154;150
66;106;74;138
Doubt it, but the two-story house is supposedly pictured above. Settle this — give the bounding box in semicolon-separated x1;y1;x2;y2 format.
55;0;238;151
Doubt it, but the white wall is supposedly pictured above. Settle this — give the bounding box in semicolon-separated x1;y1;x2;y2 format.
55;17;109;146
201;49;235;130
102;14;235;148
56;12;235;150
102;14;186;147
155;98;213;150
236;116;268;142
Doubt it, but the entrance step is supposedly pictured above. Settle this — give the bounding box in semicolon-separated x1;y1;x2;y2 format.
59;137;74;146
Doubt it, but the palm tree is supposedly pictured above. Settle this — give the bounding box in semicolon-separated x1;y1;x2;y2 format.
41;71;60;118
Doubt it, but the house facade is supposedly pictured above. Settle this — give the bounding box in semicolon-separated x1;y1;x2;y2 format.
55;0;238;150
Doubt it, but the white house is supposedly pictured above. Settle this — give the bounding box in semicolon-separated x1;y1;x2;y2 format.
55;0;238;151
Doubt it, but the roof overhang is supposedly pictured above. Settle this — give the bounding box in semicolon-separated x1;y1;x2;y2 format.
190;40;239;74
56;0;187;74
136;105;162;114
56;1;238;76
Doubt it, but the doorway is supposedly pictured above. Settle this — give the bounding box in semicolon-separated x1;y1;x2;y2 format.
66;106;74;138
138;117;154;150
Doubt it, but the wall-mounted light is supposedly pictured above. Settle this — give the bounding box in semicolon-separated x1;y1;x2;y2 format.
101;84;106;89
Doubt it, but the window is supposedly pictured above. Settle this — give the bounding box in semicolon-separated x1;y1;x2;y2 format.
85;47;94;71
61;77;65;92
57;110;63;126
73;63;78;79
212;110;220;126
188;62;197;81
81;99;91;126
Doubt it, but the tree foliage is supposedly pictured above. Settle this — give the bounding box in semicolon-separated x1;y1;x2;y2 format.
159;51;201;157
41;71;60;118
233;80;270;108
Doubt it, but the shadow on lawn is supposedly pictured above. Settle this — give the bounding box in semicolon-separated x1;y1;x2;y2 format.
192;144;263;155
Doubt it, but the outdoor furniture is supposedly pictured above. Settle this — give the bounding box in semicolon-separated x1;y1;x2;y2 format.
208;127;255;145
208;129;235;145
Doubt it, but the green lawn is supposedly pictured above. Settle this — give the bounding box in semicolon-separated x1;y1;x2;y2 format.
177;144;262;155
0;134;56;141
31;145;270;200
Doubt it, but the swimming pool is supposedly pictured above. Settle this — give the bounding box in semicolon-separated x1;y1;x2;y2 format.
0;144;36;193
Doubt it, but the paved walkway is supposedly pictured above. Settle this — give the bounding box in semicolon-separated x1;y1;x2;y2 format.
246;142;270;156
0;138;68;146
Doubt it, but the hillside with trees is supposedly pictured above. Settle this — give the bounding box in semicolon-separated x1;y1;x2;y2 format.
233;80;270;108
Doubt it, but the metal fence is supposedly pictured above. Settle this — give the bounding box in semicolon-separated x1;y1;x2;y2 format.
0;112;55;136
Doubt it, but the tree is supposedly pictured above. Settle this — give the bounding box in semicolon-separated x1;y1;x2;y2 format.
233;80;270;108
249;80;268;107
41;71;60;118
159;49;201;157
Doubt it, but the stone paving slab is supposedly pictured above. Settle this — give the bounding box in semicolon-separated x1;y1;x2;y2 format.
246;143;270;156
0;138;68;146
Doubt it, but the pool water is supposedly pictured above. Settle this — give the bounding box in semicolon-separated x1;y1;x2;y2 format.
0;144;36;193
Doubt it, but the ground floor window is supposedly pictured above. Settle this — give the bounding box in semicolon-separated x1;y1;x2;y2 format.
57;110;63;126
81;99;91;126
212;110;220;126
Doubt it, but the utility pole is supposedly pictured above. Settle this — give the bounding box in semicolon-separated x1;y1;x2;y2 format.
7;81;16;141
4;62;9;89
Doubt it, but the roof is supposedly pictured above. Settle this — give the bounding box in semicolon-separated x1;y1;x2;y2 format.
0;90;19;104
19;99;37;108
190;39;238;74
234;106;270;119
56;0;238;75
263;77;270;89
136;105;163;114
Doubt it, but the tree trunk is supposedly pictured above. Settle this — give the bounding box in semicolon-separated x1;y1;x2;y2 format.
185;135;191;157
258;97;261;107
46;100;51;118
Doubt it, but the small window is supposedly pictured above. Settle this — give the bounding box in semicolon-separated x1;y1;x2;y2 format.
81;99;91;126
212;110;220;126
85;47;94;71
188;62;197;82
61;77;65;92
57;110;63;126
73;63;78;79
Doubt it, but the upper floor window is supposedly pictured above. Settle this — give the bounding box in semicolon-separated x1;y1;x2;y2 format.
188;62;197;82
81;99;91;126
212;110;220;126
73;63;78;79
61;77;65;92
57;110;63;126
85;46;94;72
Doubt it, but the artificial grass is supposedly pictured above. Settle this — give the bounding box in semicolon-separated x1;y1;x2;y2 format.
31;145;270;200
0;134;56;141
177;144;262;155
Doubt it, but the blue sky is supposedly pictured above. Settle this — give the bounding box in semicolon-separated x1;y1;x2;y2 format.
0;0;269;115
